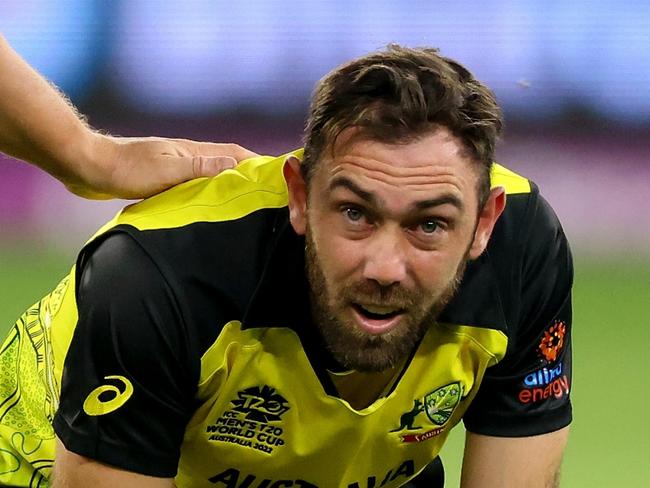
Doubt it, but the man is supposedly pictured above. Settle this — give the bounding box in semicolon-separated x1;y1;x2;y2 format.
0;33;256;198
0;45;572;487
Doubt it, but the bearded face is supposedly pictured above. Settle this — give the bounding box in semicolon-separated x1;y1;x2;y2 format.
283;129;505;373
305;227;466;372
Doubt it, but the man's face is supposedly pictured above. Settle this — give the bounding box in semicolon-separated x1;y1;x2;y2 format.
285;127;503;372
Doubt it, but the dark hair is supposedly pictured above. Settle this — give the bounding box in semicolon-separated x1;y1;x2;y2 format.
302;44;503;206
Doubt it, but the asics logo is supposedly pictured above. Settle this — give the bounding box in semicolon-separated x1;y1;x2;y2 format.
83;375;134;416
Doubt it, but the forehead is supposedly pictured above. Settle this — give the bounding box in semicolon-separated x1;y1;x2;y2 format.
318;127;480;206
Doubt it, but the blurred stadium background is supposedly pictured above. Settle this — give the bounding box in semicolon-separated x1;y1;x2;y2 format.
1;1;649;486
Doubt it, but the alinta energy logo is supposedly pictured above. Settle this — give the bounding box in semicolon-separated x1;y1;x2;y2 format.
538;320;566;362
518;319;570;405
206;385;290;454
518;362;569;404
390;382;463;443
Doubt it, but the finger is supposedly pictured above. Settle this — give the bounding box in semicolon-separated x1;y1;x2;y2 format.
199;143;259;161
191;155;238;178
178;141;260;161
140;155;237;194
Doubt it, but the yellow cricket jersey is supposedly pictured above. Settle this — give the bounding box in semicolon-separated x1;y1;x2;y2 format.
0;152;573;487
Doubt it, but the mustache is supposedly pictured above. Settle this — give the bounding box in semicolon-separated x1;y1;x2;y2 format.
340;280;419;308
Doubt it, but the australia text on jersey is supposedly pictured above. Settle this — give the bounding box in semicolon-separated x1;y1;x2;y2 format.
209;459;417;487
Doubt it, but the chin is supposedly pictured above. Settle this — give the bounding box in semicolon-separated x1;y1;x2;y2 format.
324;321;422;373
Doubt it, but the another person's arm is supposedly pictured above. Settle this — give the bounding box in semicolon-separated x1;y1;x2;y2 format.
460;190;573;487
0;34;257;199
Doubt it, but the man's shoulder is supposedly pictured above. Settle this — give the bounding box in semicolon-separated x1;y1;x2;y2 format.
74;153;299;346
490;163;566;264
96;152;293;236
488;162;541;254
82;153;293;292
489;162;565;254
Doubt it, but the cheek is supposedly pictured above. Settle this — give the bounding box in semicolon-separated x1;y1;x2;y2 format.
308;227;361;286
316;234;364;282
423;221;476;278
411;251;462;292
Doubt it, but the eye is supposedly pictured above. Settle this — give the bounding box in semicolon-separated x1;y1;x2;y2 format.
407;217;446;248
343;206;364;222
419;219;440;234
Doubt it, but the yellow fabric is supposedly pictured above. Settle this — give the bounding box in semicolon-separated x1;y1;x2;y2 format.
491;162;531;194
177;321;506;487
328;361;405;410
90;151;301;237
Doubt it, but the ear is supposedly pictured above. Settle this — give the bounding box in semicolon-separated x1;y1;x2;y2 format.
283;156;308;235
468;186;506;260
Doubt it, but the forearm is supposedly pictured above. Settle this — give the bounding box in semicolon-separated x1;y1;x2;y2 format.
52;439;175;488
0;34;103;192
460;427;569;488
0;34;258;199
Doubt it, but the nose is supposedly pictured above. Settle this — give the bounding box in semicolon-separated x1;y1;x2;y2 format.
362;228;408;286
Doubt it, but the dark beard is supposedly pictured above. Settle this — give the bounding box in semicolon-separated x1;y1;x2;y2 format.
305;230;466;373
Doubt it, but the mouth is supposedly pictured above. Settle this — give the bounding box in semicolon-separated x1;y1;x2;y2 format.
351;303;406;335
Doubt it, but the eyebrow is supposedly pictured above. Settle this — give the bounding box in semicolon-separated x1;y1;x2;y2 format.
414;194;464;212
329;176;378;206
328;176;464;212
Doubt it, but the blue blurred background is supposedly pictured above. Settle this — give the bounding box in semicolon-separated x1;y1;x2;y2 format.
1;1;649;486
